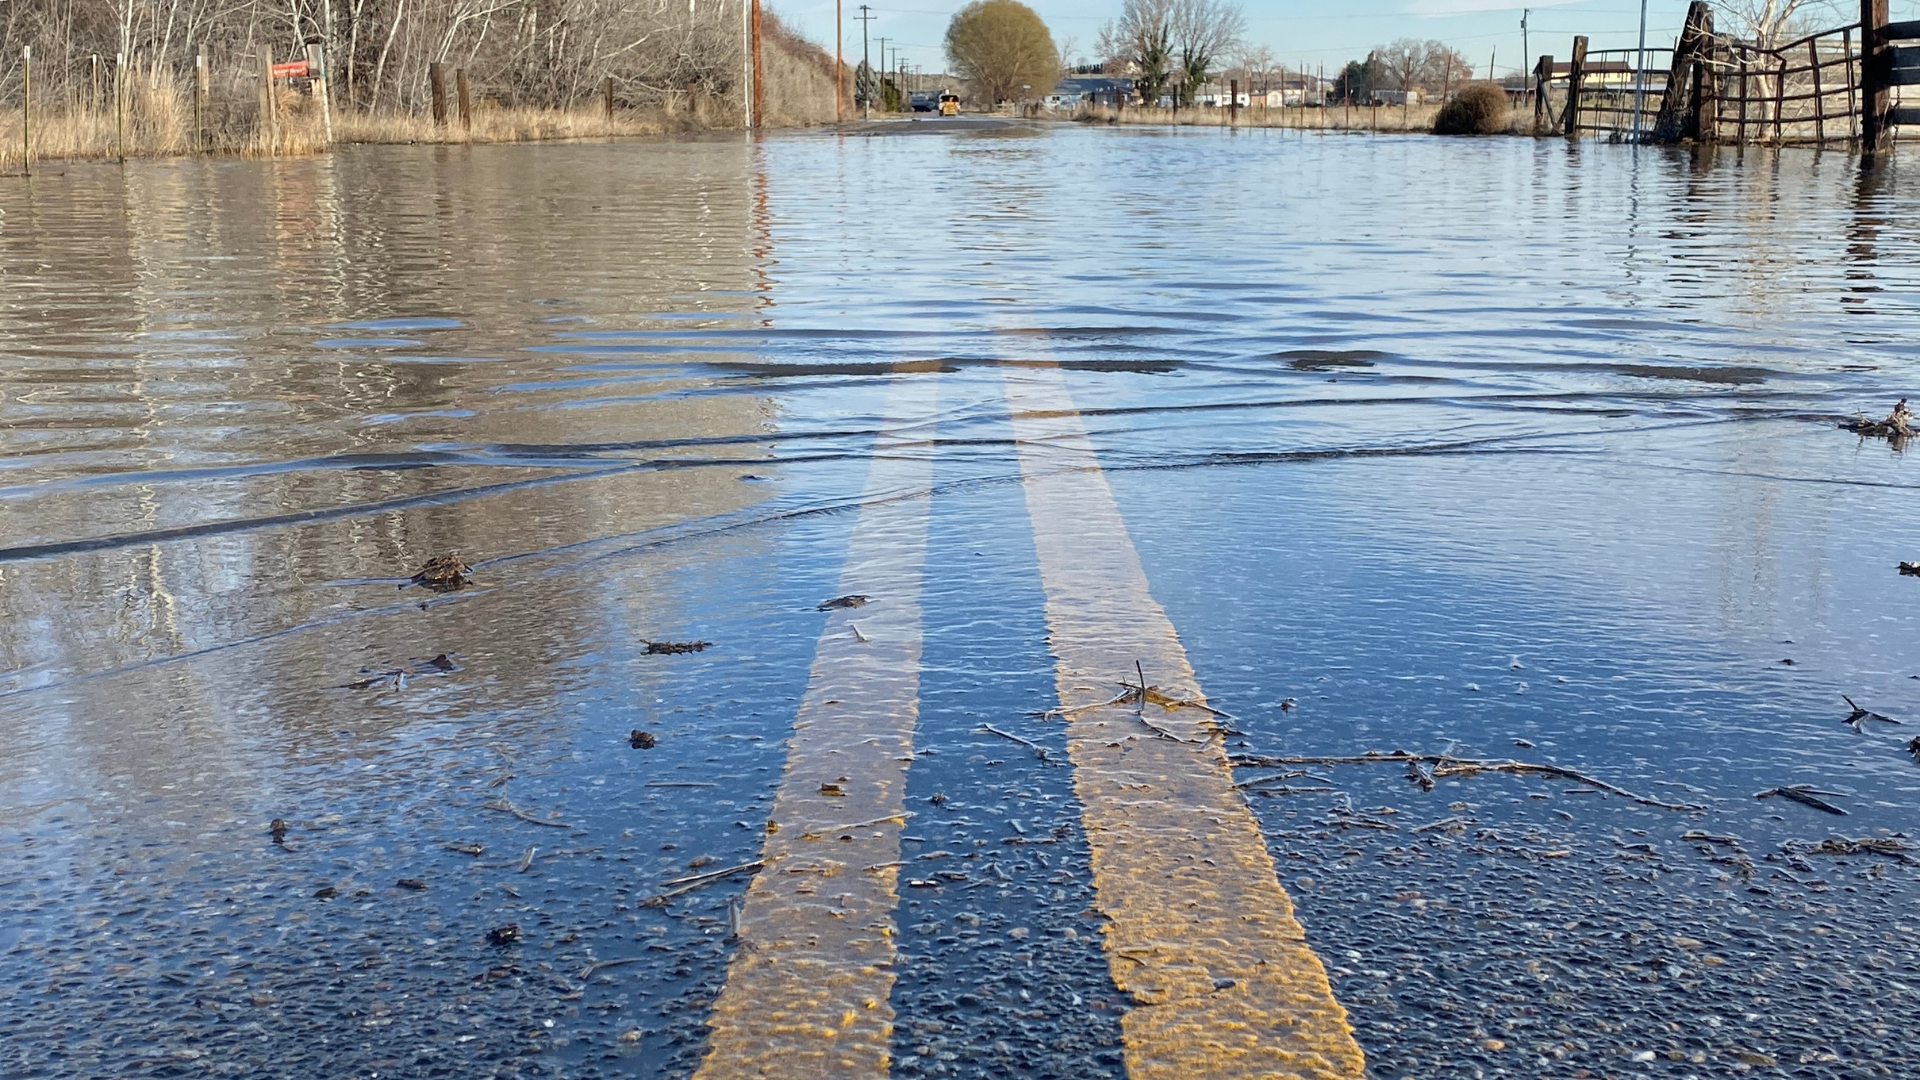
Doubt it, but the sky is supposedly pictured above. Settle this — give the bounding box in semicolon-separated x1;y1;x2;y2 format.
770;0;1920;86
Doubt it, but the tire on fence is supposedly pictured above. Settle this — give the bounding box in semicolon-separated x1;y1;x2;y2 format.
1433;82;1510;135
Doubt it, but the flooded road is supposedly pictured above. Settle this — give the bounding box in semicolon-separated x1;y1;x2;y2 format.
4;126;1920;1079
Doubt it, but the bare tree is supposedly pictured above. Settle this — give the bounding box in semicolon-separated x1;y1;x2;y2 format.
1;0;770;114
1428;43;1474;97
1169;0;1241;106
1229;41;1271;96
1056;33;1080;70
1375;38;1432;101
1096;0;1174;105
1720;0;1843;47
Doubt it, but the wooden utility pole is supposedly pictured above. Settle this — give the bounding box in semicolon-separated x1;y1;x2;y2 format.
195;45;208;152
1562;35;1588;137
751;0;764;129
260;46;279;153
456;67;471;135
429;62;448;125
1861;0;1891;151
835;0;844;122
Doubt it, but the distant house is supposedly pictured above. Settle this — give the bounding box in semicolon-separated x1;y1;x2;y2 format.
1045;74;1134;108
1191;73;1326;108
1261;74;1327;107
1193;84;1247;107
1548;61;1649;89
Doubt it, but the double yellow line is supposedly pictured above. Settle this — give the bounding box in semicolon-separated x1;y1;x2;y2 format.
696;364;1363;1079
1005;362;1364;1080
695;375;935;1077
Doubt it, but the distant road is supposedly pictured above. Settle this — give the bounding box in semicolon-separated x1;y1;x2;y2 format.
826;116;1054;135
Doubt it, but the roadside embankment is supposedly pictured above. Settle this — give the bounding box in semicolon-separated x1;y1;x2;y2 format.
0;7;843;172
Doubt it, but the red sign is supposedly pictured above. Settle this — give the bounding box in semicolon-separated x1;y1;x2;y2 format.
271;60;309;79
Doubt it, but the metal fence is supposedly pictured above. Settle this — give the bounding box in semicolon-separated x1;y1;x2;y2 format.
1714;24;1861;145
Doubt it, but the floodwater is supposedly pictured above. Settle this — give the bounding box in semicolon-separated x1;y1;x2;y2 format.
4;126;1920;1079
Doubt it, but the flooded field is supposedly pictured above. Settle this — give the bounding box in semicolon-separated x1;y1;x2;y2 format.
4;126;1920;1079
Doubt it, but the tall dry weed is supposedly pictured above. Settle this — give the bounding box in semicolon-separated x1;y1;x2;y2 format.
0;21;840;172
1077;101;1450;133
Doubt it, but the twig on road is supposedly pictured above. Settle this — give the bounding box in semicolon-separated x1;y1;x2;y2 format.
1228;750;1705;811
482;798;575;828
977;723;1063;765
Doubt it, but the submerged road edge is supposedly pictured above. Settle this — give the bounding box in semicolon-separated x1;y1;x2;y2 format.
693;375;938;1079
1002;361;1367;1080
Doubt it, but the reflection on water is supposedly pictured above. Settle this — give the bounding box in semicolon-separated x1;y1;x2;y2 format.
0;144;779;692
3;130;1920;1078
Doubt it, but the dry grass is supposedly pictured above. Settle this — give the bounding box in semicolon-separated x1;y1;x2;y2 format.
760;11;846;126
1077;101;1449;132
336;106;669;145
0;79;338;171
0;29;842;171
1076;100;1561;136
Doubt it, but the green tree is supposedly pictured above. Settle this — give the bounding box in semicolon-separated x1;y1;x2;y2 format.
1332;58;1376;104
945;0;1061;105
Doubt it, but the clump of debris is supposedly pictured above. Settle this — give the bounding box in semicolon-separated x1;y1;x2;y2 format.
644;640;711;655
1843;398;1912;441
408;552;471;591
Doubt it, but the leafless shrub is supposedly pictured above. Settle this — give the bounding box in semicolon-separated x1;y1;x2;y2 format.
1433;82;1509;135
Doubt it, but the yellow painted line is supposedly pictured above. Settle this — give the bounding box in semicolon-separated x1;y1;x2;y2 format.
694;375;935;1080
1002;362;1367;1080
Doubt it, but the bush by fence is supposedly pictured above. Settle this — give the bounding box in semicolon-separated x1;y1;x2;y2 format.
1433;83;1510;135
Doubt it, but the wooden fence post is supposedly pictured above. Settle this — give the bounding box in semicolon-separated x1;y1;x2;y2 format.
1861;0;1891;151
1845;27;1859;141
1695;15;1719;142
1811;38;1826;143
115;52;127;162
429;62;448;126
1229;78;1238;124
260;46;278;153
195;44;208;153
308;42;333;146
21;46;30;178
1563;35;1588;137
1737;54;1750;144
603;76;614;134
456;68;472;135
1534;55;1552;133
20;46;32;177
1653;1;1715;142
